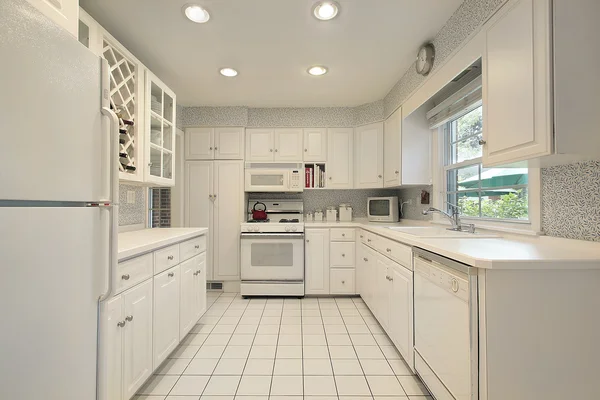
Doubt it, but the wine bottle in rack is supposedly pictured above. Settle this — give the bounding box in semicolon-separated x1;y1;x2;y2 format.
121;165;136;172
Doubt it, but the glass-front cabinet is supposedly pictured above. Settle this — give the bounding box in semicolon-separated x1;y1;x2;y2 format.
145;71;176;186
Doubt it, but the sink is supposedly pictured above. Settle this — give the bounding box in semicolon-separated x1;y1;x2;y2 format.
386;226;498;238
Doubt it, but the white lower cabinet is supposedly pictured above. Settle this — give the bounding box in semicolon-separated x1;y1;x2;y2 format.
330;268;355;294
194;253;207;321
153;265;181;369
357;230;414;369
180;254;208;340
99;280;153;400
305;229;330;295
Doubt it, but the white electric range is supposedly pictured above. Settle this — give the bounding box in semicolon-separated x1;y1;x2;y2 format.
240;199;305;297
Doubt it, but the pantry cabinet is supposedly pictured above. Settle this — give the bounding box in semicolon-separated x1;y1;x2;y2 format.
153;266;180;368
26;0;79;37
185;127;244;160
185;160;243;281
327;128;354;189
303;128;327;162
355;122;384;188
305;229;330;295
246;128;303;161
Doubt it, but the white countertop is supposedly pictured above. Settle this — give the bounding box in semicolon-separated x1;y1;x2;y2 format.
306;219;600;269
118;228;208;261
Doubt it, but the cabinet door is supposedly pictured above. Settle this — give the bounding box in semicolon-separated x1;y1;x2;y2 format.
213;161;244;281
145;70;177;186
215;127;244;160
99;296;123;400
179;258;197;340
355;122;384;188
153;266;180;368
122;280;153;400
384;108;402;187
185;161;214;280
305;229;330;295
195;252;208;321
246;129;274;161
375;256;390;330
185;128;214;160
483;0;552;166
327;128;354;189
303;128;327;162
330;242;355;268
25;0;78;37
273;128;303;161
388;263;413;367
356;244;366;297
359;245;378;311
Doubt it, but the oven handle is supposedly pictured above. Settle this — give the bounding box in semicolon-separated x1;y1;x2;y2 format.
241;233;305;239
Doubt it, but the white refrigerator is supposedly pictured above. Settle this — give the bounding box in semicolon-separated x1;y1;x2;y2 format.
0;1;119;399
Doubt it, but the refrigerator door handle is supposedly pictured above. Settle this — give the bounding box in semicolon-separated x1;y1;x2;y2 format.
100;106;118;203
97;204;118;302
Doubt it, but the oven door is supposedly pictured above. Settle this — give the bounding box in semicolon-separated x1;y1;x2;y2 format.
241;233;304;281
245;169;289;192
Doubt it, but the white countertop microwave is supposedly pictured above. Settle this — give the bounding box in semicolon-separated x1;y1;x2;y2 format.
367;196;399;222
245;162;303;192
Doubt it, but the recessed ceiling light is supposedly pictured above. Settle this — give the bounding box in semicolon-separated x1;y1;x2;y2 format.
183;4;210;23
307;65;328;76
220;68;238;77
313;1;339;21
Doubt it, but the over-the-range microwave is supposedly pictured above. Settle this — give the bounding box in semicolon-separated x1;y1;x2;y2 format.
368;196;400;222
245;162;303;192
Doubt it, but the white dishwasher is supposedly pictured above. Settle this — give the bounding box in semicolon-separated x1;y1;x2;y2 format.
413;248;478;400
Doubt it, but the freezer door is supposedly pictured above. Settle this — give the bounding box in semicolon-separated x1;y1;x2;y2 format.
0;207;109;399
0;0;106;202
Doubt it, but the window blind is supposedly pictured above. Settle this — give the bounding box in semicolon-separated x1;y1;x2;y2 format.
426;75;482;129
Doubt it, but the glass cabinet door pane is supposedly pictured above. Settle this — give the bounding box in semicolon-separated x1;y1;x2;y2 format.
162;151;173;179
150;82;163;116
150;115;162;146
163;122;172;151
78;21;90;48
163;92;174;123
150;147;161;177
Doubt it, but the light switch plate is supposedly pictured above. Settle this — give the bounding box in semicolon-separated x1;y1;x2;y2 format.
127;190;136;204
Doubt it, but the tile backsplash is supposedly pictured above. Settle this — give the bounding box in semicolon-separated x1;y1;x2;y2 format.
119;184;146;226
397;186;433;221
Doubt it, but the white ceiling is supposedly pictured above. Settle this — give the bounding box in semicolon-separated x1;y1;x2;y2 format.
81;0;463;107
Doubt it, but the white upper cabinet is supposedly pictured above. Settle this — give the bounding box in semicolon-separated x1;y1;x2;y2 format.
186;127;244;160
145;71;177;186
384;108;402;187
274;129;303;161
355;122;384;188
26;0;78;37
482;0;551;166
246;129;274;161
327;128;353;189
303;128;327;162
185;128;214;160
215;127;245;159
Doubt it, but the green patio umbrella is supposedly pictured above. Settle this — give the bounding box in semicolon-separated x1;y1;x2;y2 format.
459;168;528;190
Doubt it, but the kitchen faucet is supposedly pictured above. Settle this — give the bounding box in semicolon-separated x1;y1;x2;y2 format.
422;203;475;233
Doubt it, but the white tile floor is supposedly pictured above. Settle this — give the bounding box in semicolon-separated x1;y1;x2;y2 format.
135;292;431;400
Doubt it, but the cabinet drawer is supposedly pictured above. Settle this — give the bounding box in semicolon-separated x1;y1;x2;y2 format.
361;231;378;247
116;253;153;294
179;235;206;262
330;269;356;294
330;242;356;267
154;244;180;274
376;237;412;269
330;228;355;241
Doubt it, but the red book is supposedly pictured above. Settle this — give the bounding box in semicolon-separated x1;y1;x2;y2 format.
305;168;310;188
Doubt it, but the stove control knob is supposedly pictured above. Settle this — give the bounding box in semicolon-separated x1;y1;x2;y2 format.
291;226;297;232
285;226;291;232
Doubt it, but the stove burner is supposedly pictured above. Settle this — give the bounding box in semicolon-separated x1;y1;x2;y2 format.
279;218;300;223
247;219;270;223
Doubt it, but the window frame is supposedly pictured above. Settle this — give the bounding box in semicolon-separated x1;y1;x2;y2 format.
147;187;172;228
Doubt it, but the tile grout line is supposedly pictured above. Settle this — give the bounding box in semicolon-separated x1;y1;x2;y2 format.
233;296;263;398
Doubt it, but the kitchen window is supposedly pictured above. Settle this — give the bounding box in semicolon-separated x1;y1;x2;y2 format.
148;187;171;228
443;106;529;221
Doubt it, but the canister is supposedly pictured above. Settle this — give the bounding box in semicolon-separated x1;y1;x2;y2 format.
314;209;324;222
339;203;353;222
326;206;338;222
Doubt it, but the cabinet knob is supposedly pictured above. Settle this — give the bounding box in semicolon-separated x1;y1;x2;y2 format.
117;321;126;328
125;315;134;322
386;248;391;252
367;239;371;242
389;277;394;282
195;245;200;249
209;147;213;150
197;269;202;274
328;177;332;180
342;233;345;237
148;162;153;167
360;235;364;238
341;280;345;284
378;174;382;178
270;149;273;152
274;149;278;152
214;194;217;199
363;257;368;262
167;255;174;260
306;239;310;243
214;146;218;150
342;253;345;257
121;274;130;280
395;170;399;175
478;139;487;145
304;149;308;152
193;271;198;276
168;272;175;277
